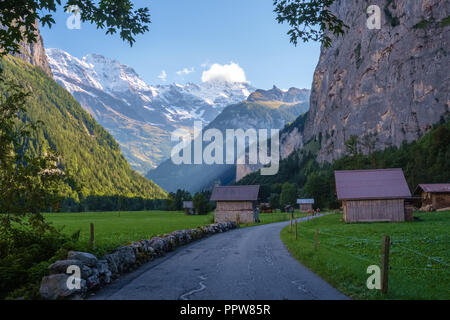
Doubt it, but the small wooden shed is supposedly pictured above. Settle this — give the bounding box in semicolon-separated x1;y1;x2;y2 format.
297;199;314;212
414;184;450;211
183;201;194;215
334;168;412;223
210;185;260;224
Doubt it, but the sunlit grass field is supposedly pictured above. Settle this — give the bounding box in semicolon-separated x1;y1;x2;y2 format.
44;210;297;256
281;211;450;300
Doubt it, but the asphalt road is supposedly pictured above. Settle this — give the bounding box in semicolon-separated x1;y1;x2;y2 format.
91;215;348;300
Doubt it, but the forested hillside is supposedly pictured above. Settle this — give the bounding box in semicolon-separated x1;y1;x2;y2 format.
238;118;450;209
0;56;167;202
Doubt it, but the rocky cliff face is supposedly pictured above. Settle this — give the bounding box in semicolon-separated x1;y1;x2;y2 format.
303;0;449;163
13;21;52;77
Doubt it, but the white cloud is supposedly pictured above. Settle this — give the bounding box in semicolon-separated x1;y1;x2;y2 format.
176;67;195;76
157;70;167;81
201;62;247;83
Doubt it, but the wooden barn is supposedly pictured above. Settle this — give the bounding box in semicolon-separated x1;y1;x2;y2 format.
414;184;450;211
210;185;260;224
183;201;194;215
297;199;314;212
334;168;412;223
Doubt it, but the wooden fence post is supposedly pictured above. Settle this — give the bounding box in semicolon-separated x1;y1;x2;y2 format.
290;213;293;232
295;218;298;240
236;213;240;226
90;223;95;247
381;235;390;294
314;228;319;251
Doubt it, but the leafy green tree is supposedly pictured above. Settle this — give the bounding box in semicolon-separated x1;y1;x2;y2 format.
0;73;66;233
304;172;329;209
273;0;348;47
344;135;359;157
269;193;280;209
0;0;151;55
0;71;75;299
193;193;209;215
174;189;192;211
279;182;297;209
271;183;283;194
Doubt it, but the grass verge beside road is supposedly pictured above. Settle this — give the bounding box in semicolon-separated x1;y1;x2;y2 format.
44;210;295;256
280;211;450;300
44;211;215;256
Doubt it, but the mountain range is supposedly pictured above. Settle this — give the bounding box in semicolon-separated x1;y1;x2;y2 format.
5;0;448;202
46;48;255;174
146;86;310;192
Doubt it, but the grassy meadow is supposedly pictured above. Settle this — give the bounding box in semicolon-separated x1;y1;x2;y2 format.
44;210;296;256
281;211;450;300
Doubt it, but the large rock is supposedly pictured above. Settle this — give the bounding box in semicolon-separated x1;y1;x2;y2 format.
12;20;53;77
86;268;100;290
103;252;120;275
164;235;178;251
40;274;86;300
303;0;450;163
48;260;82;275
97;260;112;284
67;251;98;267
114;246;136;272
148;237;168;254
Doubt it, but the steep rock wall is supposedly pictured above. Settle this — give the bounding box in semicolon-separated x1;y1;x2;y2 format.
10;20;52;77
304;0;449;162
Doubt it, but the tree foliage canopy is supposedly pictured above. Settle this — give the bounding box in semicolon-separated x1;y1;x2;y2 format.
0;0;151;55
0;71;66;234
273;0;347;47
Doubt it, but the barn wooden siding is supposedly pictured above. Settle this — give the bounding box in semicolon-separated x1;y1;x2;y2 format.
421;192;450;209
343;199;405;222
299;204;313;212
214;201;255;224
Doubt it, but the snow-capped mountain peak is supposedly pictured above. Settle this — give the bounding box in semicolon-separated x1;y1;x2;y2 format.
46;48;156;95
45;48;256;173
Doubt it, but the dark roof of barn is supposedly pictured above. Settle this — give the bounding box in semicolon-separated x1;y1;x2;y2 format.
414;183;450;194
334;168;411;200
183;201;194;208
210;185;260;201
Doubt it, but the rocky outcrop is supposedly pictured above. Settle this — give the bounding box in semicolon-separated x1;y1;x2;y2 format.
236;113;307;181
247;85;310;103
304;0;449;162
39;222;238;300
13;20;52;77
235;124;304;181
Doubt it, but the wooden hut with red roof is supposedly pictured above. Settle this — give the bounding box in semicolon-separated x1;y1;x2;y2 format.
334;168;412;222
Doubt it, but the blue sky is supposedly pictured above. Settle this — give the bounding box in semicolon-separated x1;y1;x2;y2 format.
40;0;321;90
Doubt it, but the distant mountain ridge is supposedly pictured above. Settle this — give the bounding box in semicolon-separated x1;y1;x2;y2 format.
248;85;310;103
146;86;310;193
46;48;255;173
